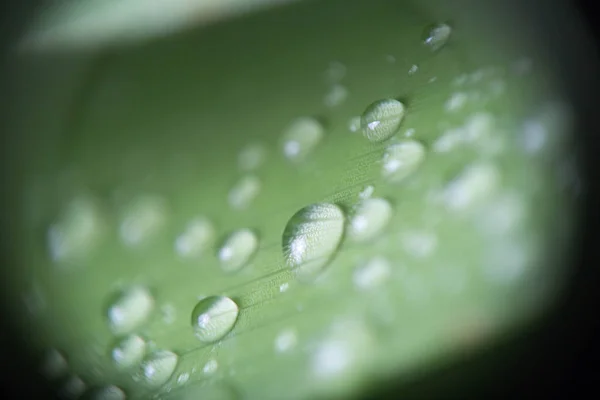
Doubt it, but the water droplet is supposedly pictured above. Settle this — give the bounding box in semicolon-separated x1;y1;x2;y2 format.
281;118;324;161
41;348;68;379
445;92;468;112
83;385;126;400
282;203;345;281
279;282;289;293
59;375;86;399
521;119;547;153
175;217;216;258
228;175;261;210
381;140;426;183
453;73;468;86
119;195;167;246
404;128;416;138
476;193;525;235
348;198;393;242
408;64;419;75
47;196;104;264
137;350;178;388
161;304;177;325
400;231;438;258
360;99;406;142
217;229;259;273
191;296;239;343
512;57;532;75
348;116;361;133
203;359;218;375
111;334;146;370
325;61;346;82
177;372;190;384
442;163;500;211
324;84;348;107
275;329;297;353
423;23;451;51
432;127;466;153
238;143;266;171
385;55;396;63
483;241;529;284
358;185;374;200
353;257;391;290
106;286;154;335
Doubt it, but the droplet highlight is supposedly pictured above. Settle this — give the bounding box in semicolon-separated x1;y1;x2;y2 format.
191;295;239;343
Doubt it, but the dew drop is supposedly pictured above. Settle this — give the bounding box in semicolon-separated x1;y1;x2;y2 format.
282;117;324;161
348;198;393;242
324;84;348;108
137;350;178;388
408;64;419;75
111;334;146;370
119;195;167;246
228;175;261;210
175;217;216;259
360;99;406;142
423;23;452;51
325;61;346;83
217;229;259;273
106;286;154;335
381;140;426;183
348;116;361;133
238;143;266;171
358;185;374;200
203;359;218;375
177;372;190;384
279;282;289;293
353;257;391;290
59;375;86;399
400;231;438;258
41;348;68;380
83;385;126;400
47;195;104;264
275;329;298;353
191;295;239;343
282;203;345;281
442;163;500;211
445;92;468;112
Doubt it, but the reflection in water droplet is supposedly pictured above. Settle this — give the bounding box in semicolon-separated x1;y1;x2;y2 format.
228;175;261;210
324;84;348;108
41;348;68;380
217;229;259;273
353;257;391;290
175;217;215;258
238;143;266;171
119;195;167;246
203;359;218;375
361;99;406;142
443;163;500;211
275;329;298;353
381;140;425;183
423;23;452;51
137;350;178;388
47;196;104;264
191;296;239;343
107;286;154;335
282;203;345;281
111;334;146;370
282;117;324;161
348;198;393;242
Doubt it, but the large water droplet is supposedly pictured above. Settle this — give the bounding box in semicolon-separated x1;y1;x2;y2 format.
111;334;146;370
217;229;259;273
175;217;216;258
360;99;406;142
282;203;345;281
348;198;392;242
381;140;426;183
353;257;391;290
82;385;126;400
47;196;104;264
106;286;154;335
228;175;261;210
423;23;452;51
191;296;239;343
119;195;167;246
282;117;324;161
238;143;266;171
137;350;178;388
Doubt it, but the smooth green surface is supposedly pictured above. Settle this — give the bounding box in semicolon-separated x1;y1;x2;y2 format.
4;0;576;399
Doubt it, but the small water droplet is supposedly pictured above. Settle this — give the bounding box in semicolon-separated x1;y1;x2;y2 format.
423;23;452;51
453;73;468;86
83;385;126;400
404;128;416;138
324;84;348;107
106;286;154;335
175;217;216;258
408;64;419;75
203;359;218;375
137;350;178;388
381;140;426;183
59;375;86;399
325;61;346;82
282;117;324;161
119;196;167;246
476;193;525;235
161;303;177;325
176;372;190;384
445;92;468;112
358;185;374;200
442;163;501;211
521;119;547;153
275;329;298;353
401;231;438;258
217;229;259;273
228;175;261;210
47;196;104;265
41;348;68;380
191;296;239;343
360;99;406;142
282;203;345;281
348;116;361;133
111;334;146;370
348;198;393;242
385;55;396;63
238;143;266;171
279;282;289;293
353;257;391;290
